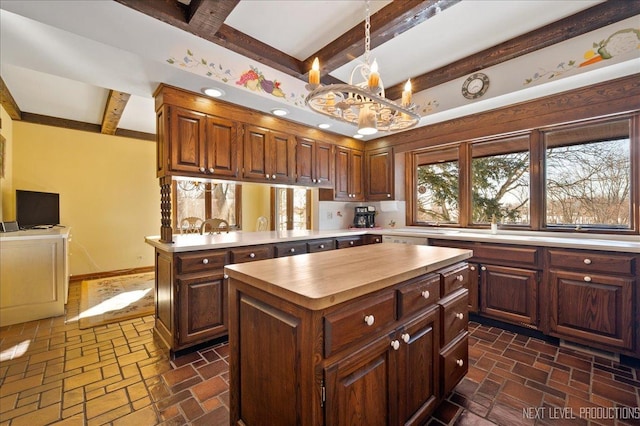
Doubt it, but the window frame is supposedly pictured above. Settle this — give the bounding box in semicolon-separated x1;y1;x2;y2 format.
408;113;639;235
172;180;242;231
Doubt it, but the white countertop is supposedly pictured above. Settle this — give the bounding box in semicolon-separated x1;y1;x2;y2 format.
0;227;70;241
145;227;640;253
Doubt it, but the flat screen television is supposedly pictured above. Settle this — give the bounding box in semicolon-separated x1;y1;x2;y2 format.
16;190;60;229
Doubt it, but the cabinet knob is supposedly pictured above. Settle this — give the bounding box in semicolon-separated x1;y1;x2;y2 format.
470;266;476;271
364;315;375;326
375;238;380;243
319;244;325;249
457;275;464;281
265;174;270;179
249;253;256;258
455;312;464;320
223;274;228;279
208;167;214;174
199;167;205;172
272;174;276;179
289;248;296;253
583;258;592;265
584;276;592;282
386;194;391;198
349;241;354;246
481;266;487;271
401;333;410;343
421;290;430;299
202;258;209;264
456;359;464;367
390;340;400;351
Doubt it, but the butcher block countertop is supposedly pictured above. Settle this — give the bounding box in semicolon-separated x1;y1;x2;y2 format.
224;243;472;310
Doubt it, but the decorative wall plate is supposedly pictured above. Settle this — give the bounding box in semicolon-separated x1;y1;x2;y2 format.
462;73;490;99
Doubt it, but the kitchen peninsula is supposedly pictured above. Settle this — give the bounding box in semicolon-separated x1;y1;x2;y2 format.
224;243;473;425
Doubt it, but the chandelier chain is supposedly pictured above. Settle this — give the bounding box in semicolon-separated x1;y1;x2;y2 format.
364;0;371;66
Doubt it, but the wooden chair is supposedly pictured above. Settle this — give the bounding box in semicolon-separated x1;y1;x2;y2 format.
179;217;203;234
200;218;230;235
256;216;268;231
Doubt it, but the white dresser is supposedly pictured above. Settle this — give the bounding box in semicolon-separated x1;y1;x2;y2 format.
0;228;70;326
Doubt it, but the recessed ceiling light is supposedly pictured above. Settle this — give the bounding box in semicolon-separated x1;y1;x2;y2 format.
318;123;331;129
202;87;225;97
271;108;289;116
353;134;364;139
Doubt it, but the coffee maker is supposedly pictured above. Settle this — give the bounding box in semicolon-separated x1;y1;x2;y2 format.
353;206;376;228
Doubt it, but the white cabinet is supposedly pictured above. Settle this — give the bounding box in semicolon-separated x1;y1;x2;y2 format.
0;228;70;326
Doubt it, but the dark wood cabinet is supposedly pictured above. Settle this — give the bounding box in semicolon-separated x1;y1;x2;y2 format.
365;147;394;200
547;248;637;353
326;146;364;201
166;106;238;178
335;235;364;249
296;137;334;187
177;273;226;346
242;125;295;184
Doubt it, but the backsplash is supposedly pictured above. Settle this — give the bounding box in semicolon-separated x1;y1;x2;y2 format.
318;201;406;230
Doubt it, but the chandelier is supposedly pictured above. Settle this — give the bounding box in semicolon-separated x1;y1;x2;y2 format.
304;0;420;136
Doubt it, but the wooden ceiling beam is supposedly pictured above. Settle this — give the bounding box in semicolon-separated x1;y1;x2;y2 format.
187;0;239;34
101;90;131;135
384;0;640;100
0;76;22;120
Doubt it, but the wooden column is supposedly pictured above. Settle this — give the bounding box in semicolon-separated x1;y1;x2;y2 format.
160;175;173;243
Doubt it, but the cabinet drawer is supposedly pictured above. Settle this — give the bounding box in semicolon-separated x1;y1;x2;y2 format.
176;250;228;274
547;249;635;275
440;263;469;296
335;236;363;249
324;291;396;357
440;332;469;396
307;239;335;253
274;242;308;257
230;245;273;263
440;289;468;346
397;273;440;318
472;245;539;267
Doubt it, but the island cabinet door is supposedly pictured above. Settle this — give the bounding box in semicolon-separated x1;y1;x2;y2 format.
176;274;226;346
324;332;398;426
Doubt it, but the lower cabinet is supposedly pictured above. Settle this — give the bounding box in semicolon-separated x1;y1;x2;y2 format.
480;264;538;327
177;273;227;346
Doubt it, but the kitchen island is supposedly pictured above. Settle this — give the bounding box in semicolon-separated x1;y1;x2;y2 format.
224;243;473;426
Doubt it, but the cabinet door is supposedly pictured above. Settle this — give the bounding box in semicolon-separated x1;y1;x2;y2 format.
205;116;237;178
242;125;270;180
177;274;227;346
334;146;351;200
325;333;397;426
295;137;315;185
315;140;334;187
549;270;633;350
366;147;394;200
480;264;538;327
350;148;365;201
271;130;295;183
170;107;206;174
397;307;439;426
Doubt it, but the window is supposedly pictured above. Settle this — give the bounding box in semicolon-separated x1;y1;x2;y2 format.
174;180;239;231
544;120;631;230
471;136;530;225
415;146;459;225
274;187;311;231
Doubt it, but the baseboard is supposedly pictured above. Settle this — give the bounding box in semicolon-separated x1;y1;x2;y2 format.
70;266;154;283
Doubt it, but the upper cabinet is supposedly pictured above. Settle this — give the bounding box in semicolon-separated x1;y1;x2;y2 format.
242;125;296;184
296;137;334;188
334;146;364;201
365;147;394;200
158;105;239;179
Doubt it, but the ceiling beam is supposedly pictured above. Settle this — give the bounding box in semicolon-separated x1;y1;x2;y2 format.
101;90;131;135
384;0;640;100
0;76;22;120
186;0;238;34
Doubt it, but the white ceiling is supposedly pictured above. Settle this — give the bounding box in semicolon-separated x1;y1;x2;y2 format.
1;0;634;140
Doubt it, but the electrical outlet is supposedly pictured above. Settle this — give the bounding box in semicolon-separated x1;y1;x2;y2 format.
326;211;333;220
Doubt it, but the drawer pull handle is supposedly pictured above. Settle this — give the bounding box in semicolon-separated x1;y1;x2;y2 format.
470;266;475;271
349;241;354;246
583;258;592;265
249;253;256;258
481;266;487;271
457;275;464;282
584;276;592;282
319;244;325;249
401;333;410;343
290;248;296;253
390;340;400;351
421;290;430;299
455;312;464;320
364;315;375;326
202;259;209;264
456;359;464;367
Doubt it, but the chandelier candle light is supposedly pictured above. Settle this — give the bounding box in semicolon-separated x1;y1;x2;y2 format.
305;0;420;136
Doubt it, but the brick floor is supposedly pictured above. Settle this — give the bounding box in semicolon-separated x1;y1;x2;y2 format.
1;280;639;425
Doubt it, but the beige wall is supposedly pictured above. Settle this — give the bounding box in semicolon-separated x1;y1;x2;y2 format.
11;122;160;277
0;105;14;221
241;183;271;231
